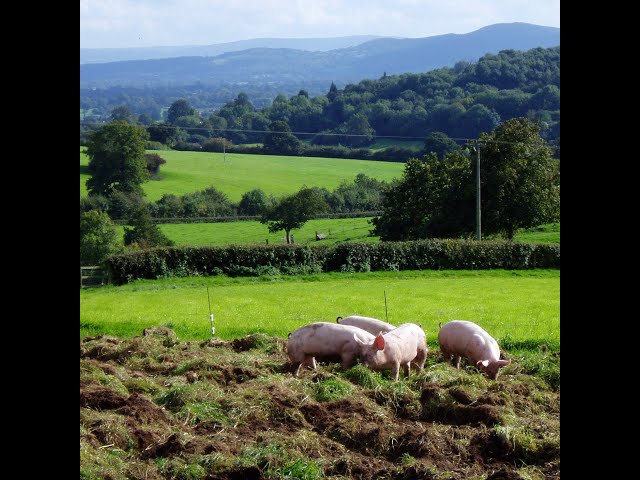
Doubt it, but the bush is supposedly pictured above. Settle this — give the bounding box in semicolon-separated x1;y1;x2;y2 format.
145;141;169;150
145;153;166;176
80;210;124;265
105;240;559;285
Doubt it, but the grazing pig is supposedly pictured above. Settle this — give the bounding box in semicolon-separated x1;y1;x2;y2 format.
287;322;375;377
336;315;396;335
437;320;511;380
354;323;427;381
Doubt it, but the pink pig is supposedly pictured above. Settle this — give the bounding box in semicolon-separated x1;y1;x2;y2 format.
354;323;427;381
336;315;396;335
287;322;375;377
437;320;511;380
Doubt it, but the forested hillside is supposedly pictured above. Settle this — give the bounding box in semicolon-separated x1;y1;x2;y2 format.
82;46;559;148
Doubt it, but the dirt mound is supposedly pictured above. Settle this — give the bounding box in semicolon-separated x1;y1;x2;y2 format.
80;333;560;479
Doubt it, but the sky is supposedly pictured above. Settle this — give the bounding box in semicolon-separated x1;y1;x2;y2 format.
80;0;560;49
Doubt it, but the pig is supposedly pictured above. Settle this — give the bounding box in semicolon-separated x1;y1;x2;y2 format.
354;323;427;381
287;322;375;377
437;320;511;380
336;315;396;335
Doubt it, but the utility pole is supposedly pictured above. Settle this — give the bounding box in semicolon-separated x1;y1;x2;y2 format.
223;137;226;164
475;144;481;241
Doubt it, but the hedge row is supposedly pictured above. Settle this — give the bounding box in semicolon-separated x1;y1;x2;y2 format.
104;240;560;285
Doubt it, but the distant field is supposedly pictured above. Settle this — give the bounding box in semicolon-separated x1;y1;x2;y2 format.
80;269;560;345
80;147;404;202
369;138;423;151
112;218;559;246
512;222;560;244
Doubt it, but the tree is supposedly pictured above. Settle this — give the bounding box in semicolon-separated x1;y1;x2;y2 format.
327;82;339;102
423;132;460;159
263;120;300;155
479;118;560;240
456;104;501;138
80;210;123;265
110;105;133;122
371;153;474;241
145;153;166;177
137;113;153;125
343;113;375;147
167;99;196;124
261;187;329;244
202;137;233;152
147;122;187;147
123;205;174;248
238;188;270;216
85;121;150;197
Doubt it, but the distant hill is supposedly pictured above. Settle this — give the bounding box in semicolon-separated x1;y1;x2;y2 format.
80;23;559;88
80;36;385;64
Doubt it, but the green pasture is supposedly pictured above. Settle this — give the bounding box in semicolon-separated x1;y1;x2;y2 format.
369;138;424;151
113;218;559;246
80;147;404;202
511;222;560;244
154;217;376;245
80;269;560;347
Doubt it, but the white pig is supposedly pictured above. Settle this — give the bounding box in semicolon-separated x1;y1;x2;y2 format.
354;323;427;381
437;320;511;380
287;322;375;377
336;315;396;335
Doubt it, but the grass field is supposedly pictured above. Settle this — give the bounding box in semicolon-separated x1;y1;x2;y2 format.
80;269;559;347
80;147;404;202
512;222;560;244
112;218;559;246
129;217;377;246
369;138;424;151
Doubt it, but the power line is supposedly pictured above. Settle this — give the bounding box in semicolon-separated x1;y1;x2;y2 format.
80;122;559;149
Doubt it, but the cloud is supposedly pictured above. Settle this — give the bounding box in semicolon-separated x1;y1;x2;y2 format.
80;0;560;48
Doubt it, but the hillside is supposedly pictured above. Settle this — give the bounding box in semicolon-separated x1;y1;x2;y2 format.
80;35;384;64
80;148;404;202
80;23;559;88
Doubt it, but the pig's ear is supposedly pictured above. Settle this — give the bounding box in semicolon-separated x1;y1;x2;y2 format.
476;360;489;368
496;359;511;366
373;333;385;350
353;334;366;345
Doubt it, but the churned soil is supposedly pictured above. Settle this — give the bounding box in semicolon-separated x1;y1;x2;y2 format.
80;331;559;479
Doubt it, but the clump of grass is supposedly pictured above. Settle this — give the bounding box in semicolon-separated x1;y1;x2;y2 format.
80;442;129;480
80;410;135;451
231;333;284;353
369;381;421;418
400;453;417;466
80;361;129;395
343;364;382;388
237;441;285;470
178;401;230;426
274;457;323;480
493;424;560;464
313;377;353;401
121;377;160;394
155;457;206;480
505;348;560;390
173;358;206;375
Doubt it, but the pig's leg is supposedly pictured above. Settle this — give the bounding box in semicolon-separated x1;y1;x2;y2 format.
391;363;400;381
304;354;317;370
341;351;355;370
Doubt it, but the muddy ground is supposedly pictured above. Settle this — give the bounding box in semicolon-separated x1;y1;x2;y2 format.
80;330;559;479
